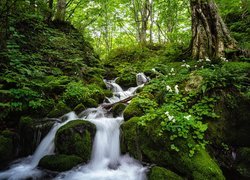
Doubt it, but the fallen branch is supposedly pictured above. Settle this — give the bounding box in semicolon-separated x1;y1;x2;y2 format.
101;95;136;109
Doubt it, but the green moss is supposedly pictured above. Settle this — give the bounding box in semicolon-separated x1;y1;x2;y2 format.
123;97;157;121
112;103;126;117
84;98;98;108
0;135;13;162
149;166;183;180
116;73;137;88
55;120;96;162
121;118;225;180
38;154;82;172
73;103;86;115
47;101;71;118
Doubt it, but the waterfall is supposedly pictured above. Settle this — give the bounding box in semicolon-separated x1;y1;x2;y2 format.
136;73;149;86
0;112;78;180
0;73;148;180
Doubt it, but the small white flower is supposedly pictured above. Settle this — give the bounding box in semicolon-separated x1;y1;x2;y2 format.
174;85;179;94
171;68;174;72
195;65;197;68
186;64;190;68
172;119;176;123
184;115;191;120
152;68;156;72
165;111;169;115
182;60;186;62
166;85;173;92
181;64;186;67
172;73;175;76
205;57;211;62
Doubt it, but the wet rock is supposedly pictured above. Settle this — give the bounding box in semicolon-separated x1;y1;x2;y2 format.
55;120;96;162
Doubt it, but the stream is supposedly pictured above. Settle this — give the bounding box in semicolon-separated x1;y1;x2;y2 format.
0;73;148;180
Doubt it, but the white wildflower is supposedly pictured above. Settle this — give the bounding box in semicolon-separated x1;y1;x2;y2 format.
174;85;179;94
165;111;169;115
166;85;173;92
205;57;211;62
171;68;174;72
184;115;192;120
182;60;186;62
152;68;156;72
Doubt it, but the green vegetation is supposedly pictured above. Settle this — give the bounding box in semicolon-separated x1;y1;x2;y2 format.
148;166;183;180
39;154;83;172
0;0;249;179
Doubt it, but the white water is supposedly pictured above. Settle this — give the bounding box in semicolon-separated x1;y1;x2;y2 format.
0;112;78;180
0;73;148;180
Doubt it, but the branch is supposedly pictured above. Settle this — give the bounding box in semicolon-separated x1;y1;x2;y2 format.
101;95;136;109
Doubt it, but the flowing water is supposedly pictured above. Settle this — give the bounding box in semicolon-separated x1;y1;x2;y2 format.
0;73;149;180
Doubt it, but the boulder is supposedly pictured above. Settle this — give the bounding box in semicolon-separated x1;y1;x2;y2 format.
55;120;96;162
39;154;82;172
121;117;225;180
148;166;183;180
47;101;71;118
111;103;126;117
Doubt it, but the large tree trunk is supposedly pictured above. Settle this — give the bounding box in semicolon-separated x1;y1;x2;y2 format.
55;0;66;21
190;0;236;60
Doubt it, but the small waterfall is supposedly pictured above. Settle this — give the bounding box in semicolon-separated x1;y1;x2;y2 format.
136;73;148;86
0;112;78;180
0;73;148;180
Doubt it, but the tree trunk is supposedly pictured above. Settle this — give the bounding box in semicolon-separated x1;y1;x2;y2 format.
140;0;150;45
55;0;66;21
47;0;53;22
190;0;236;60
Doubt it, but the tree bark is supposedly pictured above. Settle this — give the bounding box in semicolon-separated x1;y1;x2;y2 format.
55;0;66;21
190;0;236;60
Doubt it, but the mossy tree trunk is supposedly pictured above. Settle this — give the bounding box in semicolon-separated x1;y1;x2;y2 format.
190;0;236;60
55;0;66;22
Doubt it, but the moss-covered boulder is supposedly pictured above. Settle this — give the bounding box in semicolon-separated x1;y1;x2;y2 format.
121;117;225;180
38;154;82;172
55;120;96;162
47;101;71;118
148;166;183;180
123;96;157;121
73;103;86;115
116;73;137;88
112;103;126;117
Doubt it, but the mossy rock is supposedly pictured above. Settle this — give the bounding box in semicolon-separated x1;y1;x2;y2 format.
123;102;143;121
123;97;157;121
148;166;183;180
116;74;137;88
38;154;82;172
55;120;96;162
121;117;225;180
207;91;250;147
73;103;86;115
112;103;126;117
0;135;13;163
84;98;98;108
48;102;71;118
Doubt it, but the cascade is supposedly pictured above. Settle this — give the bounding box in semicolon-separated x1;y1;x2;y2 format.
0;73;148;180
